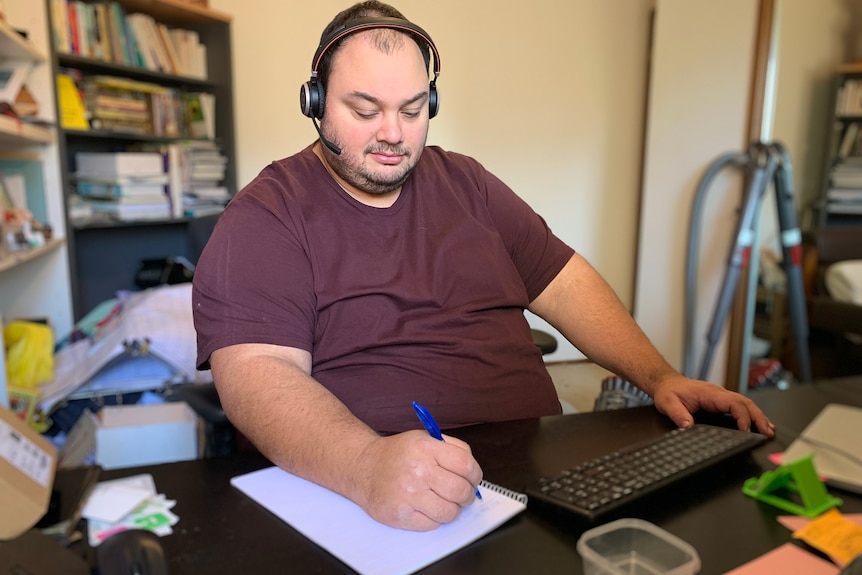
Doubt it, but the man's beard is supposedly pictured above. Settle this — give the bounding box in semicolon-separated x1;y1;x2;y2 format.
320;127;423;195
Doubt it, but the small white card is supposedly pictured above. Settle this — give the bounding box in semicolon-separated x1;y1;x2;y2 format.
81;474;156;523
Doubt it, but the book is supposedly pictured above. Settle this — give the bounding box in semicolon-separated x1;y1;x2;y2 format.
76;152;165;178
839;122;860;159
231;466;527;575
56;73;89;130
184;92;215;139
82;194;168;206
76;181;167;201
86;200;171;221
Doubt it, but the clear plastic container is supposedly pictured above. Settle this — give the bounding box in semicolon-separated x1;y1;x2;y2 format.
577;518;701;575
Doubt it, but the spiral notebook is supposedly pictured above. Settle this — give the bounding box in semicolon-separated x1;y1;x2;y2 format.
231;466;527;575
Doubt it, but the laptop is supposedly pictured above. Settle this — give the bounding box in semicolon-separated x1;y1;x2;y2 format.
781;403;862;494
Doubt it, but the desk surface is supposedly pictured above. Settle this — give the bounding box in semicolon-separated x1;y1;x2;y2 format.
64;377;862;575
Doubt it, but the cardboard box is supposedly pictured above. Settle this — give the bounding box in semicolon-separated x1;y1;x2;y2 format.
0;404;56;540
60;402;200;470
97;402;199;470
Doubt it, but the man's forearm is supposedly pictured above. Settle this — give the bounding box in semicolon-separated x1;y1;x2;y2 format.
210;344;381;502
530;253;679;395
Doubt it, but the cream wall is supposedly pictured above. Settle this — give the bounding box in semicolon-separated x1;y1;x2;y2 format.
768;0;849;233
208;0;654;363
635;0;758;386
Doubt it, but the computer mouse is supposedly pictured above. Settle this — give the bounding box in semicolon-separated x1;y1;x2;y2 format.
96;529;170;575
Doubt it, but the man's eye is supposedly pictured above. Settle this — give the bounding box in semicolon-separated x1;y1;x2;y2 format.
356;111;377;119
402;110;421;119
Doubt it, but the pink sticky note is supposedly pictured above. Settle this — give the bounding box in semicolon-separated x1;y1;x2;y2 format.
723;542;838;575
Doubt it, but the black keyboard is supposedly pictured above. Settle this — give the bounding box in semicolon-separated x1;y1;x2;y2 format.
526;424;767;520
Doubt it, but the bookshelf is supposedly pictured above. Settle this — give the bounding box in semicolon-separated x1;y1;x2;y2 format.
0;1;69;409
814;63;862;229
44;0;236;319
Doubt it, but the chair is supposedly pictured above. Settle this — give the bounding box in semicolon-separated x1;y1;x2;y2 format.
531;328;558;355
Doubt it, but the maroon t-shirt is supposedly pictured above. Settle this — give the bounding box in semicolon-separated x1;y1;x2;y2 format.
192;145;575;432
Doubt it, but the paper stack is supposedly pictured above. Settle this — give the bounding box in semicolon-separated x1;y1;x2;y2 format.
82;473;179;547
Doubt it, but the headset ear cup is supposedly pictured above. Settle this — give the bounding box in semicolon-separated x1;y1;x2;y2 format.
300;80;325;119
428;82;439;119
316;82;325;119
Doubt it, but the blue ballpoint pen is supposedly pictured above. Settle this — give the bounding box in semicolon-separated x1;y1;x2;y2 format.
412;401;483;500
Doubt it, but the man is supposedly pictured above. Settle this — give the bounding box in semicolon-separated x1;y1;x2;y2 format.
192;1;774;531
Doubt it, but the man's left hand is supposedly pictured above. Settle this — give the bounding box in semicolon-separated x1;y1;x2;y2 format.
652;375;776;437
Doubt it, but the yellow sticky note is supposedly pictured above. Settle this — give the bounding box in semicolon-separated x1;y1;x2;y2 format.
793;508;862;567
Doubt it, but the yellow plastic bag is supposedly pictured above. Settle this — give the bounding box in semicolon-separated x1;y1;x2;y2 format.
4;321;54;389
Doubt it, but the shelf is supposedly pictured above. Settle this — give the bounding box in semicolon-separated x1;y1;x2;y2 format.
0;18;46;64
0;115;53;147
62;128;215;143
57;54;215;89
837;62;862;75
49;0;236;319
73;217;193;230
0;238;64;273
115;0;231;25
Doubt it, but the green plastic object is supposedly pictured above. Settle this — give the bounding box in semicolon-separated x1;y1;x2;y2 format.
742;454;843;517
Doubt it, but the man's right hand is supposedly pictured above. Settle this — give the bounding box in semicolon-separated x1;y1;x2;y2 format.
350;430;484;531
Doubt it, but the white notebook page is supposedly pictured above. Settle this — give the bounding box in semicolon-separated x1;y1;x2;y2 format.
231;466;527;575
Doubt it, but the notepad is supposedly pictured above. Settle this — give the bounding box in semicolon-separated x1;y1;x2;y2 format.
230;466;527;575
781;403;862;494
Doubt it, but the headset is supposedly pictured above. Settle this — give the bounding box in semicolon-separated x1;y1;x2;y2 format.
299;17;441;121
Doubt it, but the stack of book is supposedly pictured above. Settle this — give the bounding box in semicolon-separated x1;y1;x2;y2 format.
828;158;862;215
74;152;171;223
179;141;230;217
133;141;231;218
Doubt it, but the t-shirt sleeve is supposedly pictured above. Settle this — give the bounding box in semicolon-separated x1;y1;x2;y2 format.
475;163;575;301
192;173;316;369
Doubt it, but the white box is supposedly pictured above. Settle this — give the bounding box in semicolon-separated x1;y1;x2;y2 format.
95;403;199;470
75;152;166;178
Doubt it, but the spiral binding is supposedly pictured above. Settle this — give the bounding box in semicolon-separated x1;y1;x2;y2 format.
479;480;528;504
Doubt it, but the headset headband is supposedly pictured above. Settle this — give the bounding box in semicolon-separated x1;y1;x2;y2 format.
310;17;440;82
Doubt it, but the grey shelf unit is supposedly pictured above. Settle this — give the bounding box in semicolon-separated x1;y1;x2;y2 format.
45;0;236;319
814;64;862;229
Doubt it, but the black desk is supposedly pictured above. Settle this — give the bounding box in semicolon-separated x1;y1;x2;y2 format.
64;377;862;574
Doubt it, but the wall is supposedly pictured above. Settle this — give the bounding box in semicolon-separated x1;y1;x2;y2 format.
635;0;759;385
208;0;654;362
767;0;849;232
